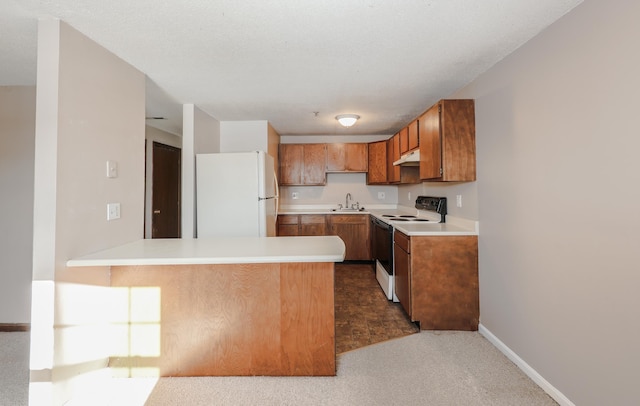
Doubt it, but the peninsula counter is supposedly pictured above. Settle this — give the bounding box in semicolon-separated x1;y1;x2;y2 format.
67;236;345;377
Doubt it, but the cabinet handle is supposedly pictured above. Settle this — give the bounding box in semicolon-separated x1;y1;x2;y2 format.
153;210;161;214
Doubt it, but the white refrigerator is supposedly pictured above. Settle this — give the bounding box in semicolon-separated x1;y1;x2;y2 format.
196;151;279;237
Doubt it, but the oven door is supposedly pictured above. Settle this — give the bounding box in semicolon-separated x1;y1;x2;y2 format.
371;216;394;300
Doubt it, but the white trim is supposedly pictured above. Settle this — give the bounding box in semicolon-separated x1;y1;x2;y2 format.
478;324;575;406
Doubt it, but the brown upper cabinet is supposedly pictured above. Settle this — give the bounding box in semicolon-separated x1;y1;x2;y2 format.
366;140;388;184
398;127;409;155
419;99;476;182
408;119;419;152
386;133;420;185
399;120;419;156
387;133;401;183
326;143;368;172
279;143;327;185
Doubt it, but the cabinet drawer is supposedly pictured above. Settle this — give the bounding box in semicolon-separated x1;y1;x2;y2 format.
278;215;299;225
300;215;326;224
329;214;367;224
394;230;410;253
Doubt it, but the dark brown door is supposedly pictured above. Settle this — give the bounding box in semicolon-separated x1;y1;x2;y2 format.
152;142;181;238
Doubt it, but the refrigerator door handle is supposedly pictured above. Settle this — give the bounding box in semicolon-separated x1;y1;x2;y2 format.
274;169;279;220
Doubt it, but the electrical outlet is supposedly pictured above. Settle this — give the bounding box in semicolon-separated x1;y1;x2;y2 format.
377;192;385;200
456;195;463;208
107;203;121;220
291;192;299;200
408;192;411;201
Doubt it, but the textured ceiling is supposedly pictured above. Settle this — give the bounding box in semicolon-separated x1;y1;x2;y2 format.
1;0;582;136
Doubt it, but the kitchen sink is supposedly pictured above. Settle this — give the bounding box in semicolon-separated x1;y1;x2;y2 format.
330;208;365;212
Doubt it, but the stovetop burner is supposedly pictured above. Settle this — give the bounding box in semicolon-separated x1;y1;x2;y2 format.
377;196;447;225
382;215;430;223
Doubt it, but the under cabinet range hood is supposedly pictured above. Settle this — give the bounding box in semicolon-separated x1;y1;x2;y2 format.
393;150;420;166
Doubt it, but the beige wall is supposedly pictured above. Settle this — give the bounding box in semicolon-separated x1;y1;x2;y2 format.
219;120;271;153
0;86;35;323
183;104;220;238
30;19;145;405
451;0;640;404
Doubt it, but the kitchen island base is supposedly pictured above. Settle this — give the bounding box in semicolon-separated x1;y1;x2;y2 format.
110;262;335;377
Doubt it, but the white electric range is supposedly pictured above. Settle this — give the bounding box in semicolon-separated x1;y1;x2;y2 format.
370;196;447;301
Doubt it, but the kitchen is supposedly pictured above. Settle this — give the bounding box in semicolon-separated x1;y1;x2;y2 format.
70;98;480;378
187;98;478;324
2;1;640;405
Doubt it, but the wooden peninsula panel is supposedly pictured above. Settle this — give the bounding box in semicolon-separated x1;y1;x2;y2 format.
110;262;335;376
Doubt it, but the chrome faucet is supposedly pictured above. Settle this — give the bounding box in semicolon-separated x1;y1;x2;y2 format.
345;193;352;209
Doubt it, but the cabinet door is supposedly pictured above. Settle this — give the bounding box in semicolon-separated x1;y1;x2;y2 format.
440;99;476;181
367;140;388;184
277;215;299;236
344;143;368;172
326;143;346;172
408;119;419;151
299;214;326;236
326;143;368;172
399;127;409;155
328;214;370;260
303;144;327;185
279;144;303;185
387;134;401;183
393;231;411;317
419;100;476;182
418;104;442;180
410;236;479;330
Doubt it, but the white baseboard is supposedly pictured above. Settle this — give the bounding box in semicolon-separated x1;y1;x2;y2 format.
478;323;575;406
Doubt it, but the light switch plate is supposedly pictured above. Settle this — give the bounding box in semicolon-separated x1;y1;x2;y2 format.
107;203;121;220
106;160;118;178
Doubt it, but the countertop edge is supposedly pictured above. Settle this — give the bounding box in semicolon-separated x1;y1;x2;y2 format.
68;255;345;267
66;236;346;267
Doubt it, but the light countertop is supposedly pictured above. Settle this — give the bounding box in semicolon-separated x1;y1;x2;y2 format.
67;236;346;267
369;209;479;236
391;221;478;236
278;205;478;236
279;208;370;215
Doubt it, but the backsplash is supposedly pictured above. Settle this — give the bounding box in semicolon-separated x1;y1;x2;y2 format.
279;173;398;209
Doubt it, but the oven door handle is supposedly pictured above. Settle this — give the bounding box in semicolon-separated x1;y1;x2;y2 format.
372;216;392;230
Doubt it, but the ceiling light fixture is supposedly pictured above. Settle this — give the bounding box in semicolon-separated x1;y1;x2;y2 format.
335;114;360;127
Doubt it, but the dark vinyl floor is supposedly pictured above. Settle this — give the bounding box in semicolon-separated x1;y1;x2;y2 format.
335;262;419;354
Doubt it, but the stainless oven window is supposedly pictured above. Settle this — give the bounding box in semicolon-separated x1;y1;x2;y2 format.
371;217;393;276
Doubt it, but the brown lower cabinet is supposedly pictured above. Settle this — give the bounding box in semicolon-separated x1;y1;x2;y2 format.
327;214;370;261
393;231;479;330
277;214;326;236
277;214;371;261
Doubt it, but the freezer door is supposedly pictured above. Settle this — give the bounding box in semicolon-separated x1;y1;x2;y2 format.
196;152;261;237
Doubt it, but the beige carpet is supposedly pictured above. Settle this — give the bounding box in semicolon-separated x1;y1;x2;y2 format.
137;331;557;406
2;330;558;405
0;332;29;406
